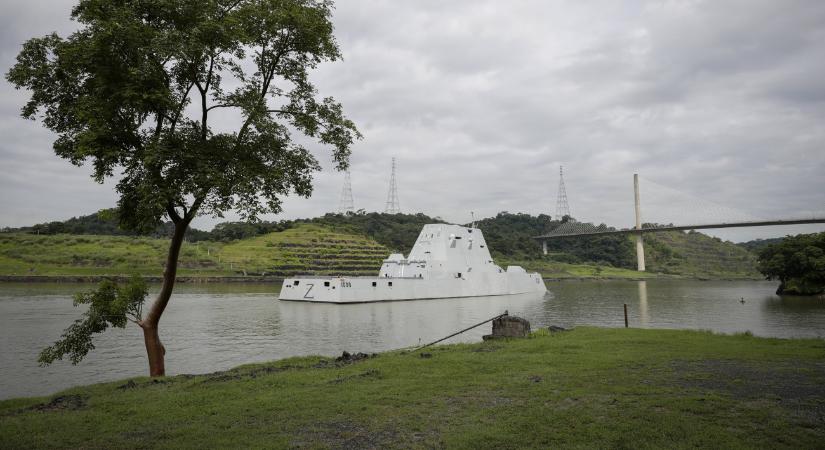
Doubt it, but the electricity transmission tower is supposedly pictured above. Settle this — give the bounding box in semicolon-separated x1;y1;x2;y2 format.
555;166;571;219
384;157;401;214
338;169;354;214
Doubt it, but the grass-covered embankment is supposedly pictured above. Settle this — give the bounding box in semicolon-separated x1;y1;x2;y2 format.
1;327;823;448
0;224;389;279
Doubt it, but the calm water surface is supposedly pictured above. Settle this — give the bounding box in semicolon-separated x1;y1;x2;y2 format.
1;279;823;399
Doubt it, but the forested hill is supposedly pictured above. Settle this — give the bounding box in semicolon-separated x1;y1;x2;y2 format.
3;209;212;241
3;210;761;278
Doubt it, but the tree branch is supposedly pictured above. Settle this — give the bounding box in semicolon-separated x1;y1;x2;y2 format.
236;43;288;144
206;103;239;112
185;191;209;221
169;82;195;135
166;203;182;223
195;54;215;141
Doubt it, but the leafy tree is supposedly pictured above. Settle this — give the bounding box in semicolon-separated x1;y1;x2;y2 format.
39;277;148;365
758;232;825;295
7;0;360;375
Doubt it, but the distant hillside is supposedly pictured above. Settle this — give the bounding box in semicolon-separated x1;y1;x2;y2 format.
1;210;762;279
644;231;759;278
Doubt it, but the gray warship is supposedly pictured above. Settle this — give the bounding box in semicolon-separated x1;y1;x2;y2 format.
278;224;546;303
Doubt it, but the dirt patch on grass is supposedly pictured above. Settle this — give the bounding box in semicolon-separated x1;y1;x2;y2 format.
672;359;825;427
329;368;383;384
291;420;405;449
200;364;297;383
313;351;377;369
25;394;87;412
672;359;825;401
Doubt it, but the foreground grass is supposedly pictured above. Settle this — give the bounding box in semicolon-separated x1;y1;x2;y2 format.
1;328;823;449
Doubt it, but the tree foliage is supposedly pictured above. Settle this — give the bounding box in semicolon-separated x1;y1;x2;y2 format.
6;0;360;233
757;232;825;295
39;277;148;365
8;0;360;376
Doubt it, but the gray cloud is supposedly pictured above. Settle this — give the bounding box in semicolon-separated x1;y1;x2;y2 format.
1;0;824;242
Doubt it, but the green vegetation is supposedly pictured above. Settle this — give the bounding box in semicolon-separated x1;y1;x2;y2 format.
0;211;767;280
758;232;825;295
501;259;660;279
2;327;823;448
7;0;360;376
644;230;759;279
39;277;147;366
738;237;785;253
0;225;390;278
0;233;228;277
217;224;389;276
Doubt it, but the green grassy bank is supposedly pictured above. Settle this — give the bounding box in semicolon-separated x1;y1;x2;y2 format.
0;224;389;279
1;327;823;449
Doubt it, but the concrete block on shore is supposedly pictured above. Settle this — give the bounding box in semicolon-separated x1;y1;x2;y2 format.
483;316;530;340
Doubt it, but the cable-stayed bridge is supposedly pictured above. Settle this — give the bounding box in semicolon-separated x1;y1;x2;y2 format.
535;173;825;271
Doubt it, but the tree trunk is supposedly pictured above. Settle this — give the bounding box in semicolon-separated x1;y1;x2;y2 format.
139;218;190;377
142;323;166;376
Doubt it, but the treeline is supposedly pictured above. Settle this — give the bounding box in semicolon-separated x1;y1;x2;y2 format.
757;232;825;295
4;209;212;241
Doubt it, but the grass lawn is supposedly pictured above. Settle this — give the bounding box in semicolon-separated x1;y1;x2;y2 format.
1;327;823;449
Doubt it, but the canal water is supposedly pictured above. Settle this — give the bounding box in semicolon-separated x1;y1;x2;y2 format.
1;280;823;400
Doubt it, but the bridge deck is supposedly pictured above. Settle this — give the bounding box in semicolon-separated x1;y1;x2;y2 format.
534;218;825;239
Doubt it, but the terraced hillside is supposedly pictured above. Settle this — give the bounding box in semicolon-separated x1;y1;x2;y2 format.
0;225;390;278
216;224;389;276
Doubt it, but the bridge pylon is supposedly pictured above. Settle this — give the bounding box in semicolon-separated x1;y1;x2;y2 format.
634;173;646;272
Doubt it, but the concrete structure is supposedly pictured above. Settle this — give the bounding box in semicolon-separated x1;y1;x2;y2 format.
634;173;645;272
483;315;531;340
279;224;547;303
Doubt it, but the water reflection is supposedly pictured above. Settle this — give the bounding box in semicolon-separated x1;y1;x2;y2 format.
277;293;547;352
638;281;649;326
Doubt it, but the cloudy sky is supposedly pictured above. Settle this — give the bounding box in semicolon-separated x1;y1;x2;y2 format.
1;0;824;241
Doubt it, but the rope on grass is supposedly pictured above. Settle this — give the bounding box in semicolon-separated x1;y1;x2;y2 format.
413;310;509;352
